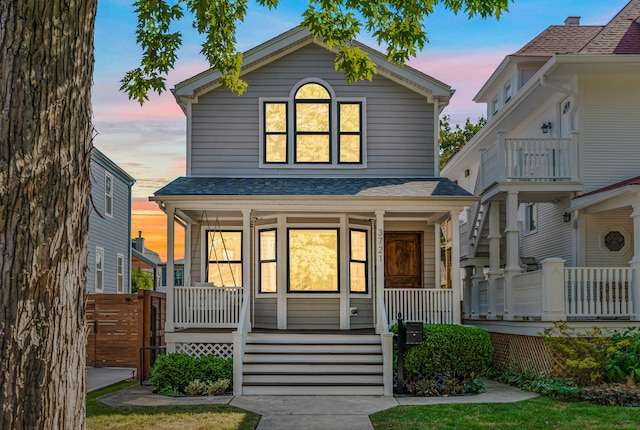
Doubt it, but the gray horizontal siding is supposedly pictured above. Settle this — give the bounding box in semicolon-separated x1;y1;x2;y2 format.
87;159;131;294
585;209;634;267
287;297;340;329
254;297;277;329
519;203;573;267
190;43;435;178
349;297;373;329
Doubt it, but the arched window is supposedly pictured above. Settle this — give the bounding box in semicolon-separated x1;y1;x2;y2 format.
261;79;364;166
295;83;331;163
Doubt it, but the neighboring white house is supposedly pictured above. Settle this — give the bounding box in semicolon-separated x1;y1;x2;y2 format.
151;27;476;395
87;148;135;295
442;0;640;364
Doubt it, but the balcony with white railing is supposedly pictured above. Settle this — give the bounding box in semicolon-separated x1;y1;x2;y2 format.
174;285;243;328
480;133;579;193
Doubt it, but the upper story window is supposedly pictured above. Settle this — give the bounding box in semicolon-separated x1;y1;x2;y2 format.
261;79;365;167
504;83;512;104
105;172;113;217
491;97;499;116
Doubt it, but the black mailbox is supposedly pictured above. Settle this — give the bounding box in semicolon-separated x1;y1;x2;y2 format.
405;322;424;345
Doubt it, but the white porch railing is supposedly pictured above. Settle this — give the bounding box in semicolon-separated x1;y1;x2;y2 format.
565;268;634;319
384;288;454;324
481;137;575;192
513;270;543;317
174;286;243;328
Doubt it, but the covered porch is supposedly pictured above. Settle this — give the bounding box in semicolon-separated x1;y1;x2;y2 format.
152;177;475;395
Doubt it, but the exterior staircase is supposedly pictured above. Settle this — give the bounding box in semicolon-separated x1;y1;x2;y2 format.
241;332;384;395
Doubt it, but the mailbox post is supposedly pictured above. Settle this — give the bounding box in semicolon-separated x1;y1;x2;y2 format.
396;316;424;395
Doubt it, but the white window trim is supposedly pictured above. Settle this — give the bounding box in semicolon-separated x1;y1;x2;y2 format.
116;253;124;293
105;172;113;218
504;82;512;104
258;78;367;169
252;216;372;299
525;203;537;235
95;247;104;293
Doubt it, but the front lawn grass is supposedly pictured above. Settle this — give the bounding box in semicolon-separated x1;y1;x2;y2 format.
87;382;260;430
370;396;640;430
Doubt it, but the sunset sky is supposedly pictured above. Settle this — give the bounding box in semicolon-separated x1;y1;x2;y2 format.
91;0;629;261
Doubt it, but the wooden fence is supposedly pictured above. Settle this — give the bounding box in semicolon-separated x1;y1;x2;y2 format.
86;290;165;381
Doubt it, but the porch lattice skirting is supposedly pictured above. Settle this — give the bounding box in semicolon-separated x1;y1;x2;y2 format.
175;342;234;360
490;333;553;375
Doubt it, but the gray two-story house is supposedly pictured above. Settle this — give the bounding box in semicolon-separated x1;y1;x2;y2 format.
87;148;135;295
152;27;476;396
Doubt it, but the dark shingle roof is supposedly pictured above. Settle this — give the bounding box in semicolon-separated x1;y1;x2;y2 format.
515;0;640;57
154;177;473;198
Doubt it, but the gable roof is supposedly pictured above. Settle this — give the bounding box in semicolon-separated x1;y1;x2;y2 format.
172;27;453;108
515;0;640;57
153;177;473;199
576;176;640;199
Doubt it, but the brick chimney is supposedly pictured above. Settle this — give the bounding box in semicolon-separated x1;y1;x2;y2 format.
564;16;580;26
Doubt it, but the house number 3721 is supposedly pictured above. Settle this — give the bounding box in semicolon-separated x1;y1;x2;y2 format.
377;228;383;262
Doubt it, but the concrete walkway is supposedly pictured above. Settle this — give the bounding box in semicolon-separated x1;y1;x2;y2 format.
97;379;538;430
87;367;136;392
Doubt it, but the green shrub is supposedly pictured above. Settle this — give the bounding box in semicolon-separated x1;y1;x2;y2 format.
401;324;491;396
150;353;233;396
150;353;199;394
403;324;492;382
199;354;233;382
542;322;612;385
605;327;640;384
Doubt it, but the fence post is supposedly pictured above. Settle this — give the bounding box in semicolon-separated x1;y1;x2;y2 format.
542;258;566;321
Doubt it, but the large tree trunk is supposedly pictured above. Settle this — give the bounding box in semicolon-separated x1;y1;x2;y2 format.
0;1;96;428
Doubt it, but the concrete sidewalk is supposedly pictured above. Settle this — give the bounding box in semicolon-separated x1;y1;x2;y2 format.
87;367;136;392
97;379;538;430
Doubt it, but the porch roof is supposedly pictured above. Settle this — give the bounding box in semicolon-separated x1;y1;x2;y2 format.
153;177;473;198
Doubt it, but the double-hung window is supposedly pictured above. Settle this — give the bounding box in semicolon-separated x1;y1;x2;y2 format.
349;229;368;293
95;247;104;293
259;229;277;293
105;172;113;217
288;228;339;292
116;253;124;293
206;231;242;287
261;80;364;166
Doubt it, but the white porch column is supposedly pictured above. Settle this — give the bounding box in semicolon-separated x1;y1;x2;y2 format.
242;208;252;331
375;210;385;331
450;210;462;324
570;131;580;182
471;264;485;317
630;198;640;320
503;191;522;320
486;201;501;320
463;266;474;319
497;130;506;182
434;223;441;289
165;205;175;332
541;258;567;321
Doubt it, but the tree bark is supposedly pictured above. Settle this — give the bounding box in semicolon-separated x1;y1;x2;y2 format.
0;1;96;428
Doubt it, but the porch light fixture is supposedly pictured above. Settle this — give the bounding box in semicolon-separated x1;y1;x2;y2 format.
563;212;571;223
541;122;552;134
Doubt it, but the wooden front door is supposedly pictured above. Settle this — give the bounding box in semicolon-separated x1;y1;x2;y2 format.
384;232;422;288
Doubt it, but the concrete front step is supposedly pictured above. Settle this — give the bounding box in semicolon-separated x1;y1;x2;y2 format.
242;384;384;396
243;373;382;384
243;353;383;363
243;363;383;373
245;343;381;354
242;332;385;395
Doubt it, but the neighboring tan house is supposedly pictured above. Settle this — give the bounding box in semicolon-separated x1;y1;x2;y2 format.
87;148;135;294
151;27;476;395
442;0;640;367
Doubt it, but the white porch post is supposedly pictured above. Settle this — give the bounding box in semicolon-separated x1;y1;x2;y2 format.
630;199;640;320
434;223;441;289
487;201;501;320
570;131;580;182
450;210;462;324
242;208;252;330
471;264;485;317
165;205;175;334
503;191;522;320
497;131;506;182
463;266;474;318
541;258;567;321
375;210;386;325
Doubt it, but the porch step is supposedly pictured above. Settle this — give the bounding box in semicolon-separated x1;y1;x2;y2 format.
242;333;384;395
